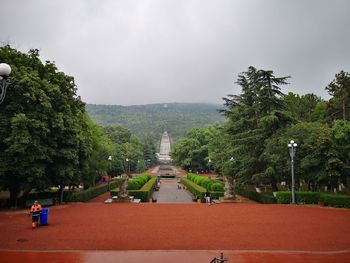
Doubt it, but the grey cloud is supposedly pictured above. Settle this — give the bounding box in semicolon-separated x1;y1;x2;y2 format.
1;0;349;105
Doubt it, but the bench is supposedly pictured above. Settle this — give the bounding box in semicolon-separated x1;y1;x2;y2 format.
25;198;54;207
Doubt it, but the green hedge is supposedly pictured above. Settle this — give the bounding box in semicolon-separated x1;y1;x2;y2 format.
111;176;157;202
127;174;152;190
21;179;126;204
184;174;225;200
276;191;319;204
235;187;277;204
276;191;350;208
211;183;224;192
64;179;125;202
187;173;224;190
210;191;225;200
181;177;206;200
187;173;224;191
321;193;350;208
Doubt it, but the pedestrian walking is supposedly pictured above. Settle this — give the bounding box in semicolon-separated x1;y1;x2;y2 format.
205;190;211;205
29;200;42;229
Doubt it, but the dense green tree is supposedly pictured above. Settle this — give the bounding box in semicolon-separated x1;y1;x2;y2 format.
222;67;291;192
103;125;132;144
87;103;224;142
331;120;350;187
82;117;115;188
0;46;90;205
171;128;210;171
283;92;324;122
326;71;350;121
142;138;157;166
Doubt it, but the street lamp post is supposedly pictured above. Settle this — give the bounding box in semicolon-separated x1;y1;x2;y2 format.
108;156;112;191
288;140;298;204
126;158;130;176
208;159;212;174
0;63;12;104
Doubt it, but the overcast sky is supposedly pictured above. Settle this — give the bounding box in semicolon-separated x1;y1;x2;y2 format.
1;0;349;105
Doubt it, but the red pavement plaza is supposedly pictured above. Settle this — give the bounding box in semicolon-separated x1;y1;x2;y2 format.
0;203;350;262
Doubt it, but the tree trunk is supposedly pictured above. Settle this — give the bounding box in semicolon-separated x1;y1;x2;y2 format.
9;188;18;208
346;175;350;189
270;177;278;193
59;184;64;204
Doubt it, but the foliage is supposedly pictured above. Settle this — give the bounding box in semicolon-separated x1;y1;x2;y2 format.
211;183;224;192
0;46;93;205
87;103;224;142
173;67;350;197
276;191;320;204
180;177;206;200
320;193;350;208
64;179;125;202
326;70;350;121
186;173;224;191
111;176;156;202
103;125;152;174
235;187;277;204
127;174;151;190
171;129;211;171
20;179;125;205
276;191;350;208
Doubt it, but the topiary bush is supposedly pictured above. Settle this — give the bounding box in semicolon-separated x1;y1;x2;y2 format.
320;193;350;208
127;174;151;190
276;191;350;208
236;187;276;204
128;176;157;202
276;191;320;204
181;177;206;200
211;182;224;192
64;178;125;202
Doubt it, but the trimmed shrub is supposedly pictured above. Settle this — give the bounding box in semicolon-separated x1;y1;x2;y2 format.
127;177;157;202
320;193;350;208
276;191;350;208
127;174;151;190
181;177;206;200
111;176;157;202
193;176;205;186
275;191;292;204
276;191;320;204
236;187;276;204
64;178;125;202
211;183;224;192
187;173;196;181
210;191;225;200
127;180;141;190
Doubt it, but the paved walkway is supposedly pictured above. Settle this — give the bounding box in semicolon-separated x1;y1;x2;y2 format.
154;179;194;203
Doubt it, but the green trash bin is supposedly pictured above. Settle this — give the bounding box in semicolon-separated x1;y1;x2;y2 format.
40;208;49;226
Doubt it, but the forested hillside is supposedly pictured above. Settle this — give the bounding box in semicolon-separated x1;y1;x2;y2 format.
86;103;224;142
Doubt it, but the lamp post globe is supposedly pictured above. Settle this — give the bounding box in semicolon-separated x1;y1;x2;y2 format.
0;63;12;104
125;158;130;176
0;63;11;77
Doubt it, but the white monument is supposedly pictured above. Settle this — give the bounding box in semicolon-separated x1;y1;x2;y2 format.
158;131;171;164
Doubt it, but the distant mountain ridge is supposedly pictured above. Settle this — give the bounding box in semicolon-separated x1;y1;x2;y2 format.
86;103;224;142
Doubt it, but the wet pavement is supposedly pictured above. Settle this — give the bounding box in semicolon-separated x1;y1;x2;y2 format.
1;250;349;263
153;179;194;203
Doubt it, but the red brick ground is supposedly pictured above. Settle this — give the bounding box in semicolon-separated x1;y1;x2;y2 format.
0;203;349;262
